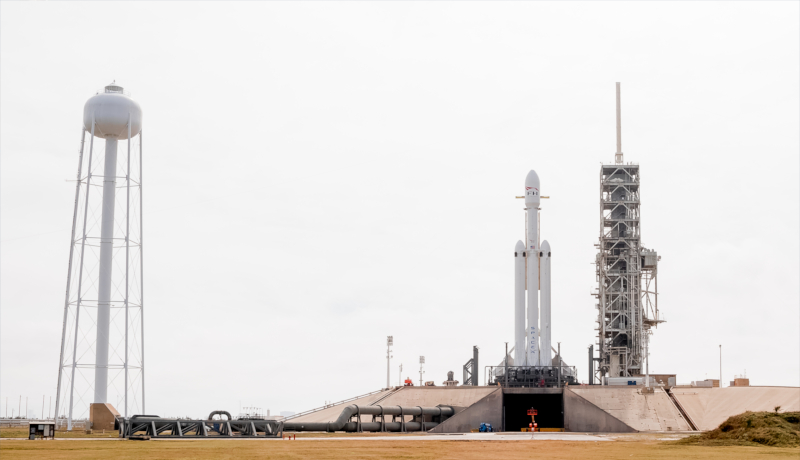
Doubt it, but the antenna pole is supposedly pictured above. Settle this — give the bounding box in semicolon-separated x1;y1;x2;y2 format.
615;82;623;164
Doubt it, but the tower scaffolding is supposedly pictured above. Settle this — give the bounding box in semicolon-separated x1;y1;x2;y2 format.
593;83;663;381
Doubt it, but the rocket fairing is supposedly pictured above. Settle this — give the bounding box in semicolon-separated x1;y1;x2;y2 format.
525;170;541;366
514;240;526;367
540;240;552;366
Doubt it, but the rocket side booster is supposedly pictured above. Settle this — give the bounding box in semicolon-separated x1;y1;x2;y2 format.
540;240;552;366
514;240;526;367
525;170;540;366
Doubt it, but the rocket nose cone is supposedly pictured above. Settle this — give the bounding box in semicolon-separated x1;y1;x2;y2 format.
515;240;525;252
541;240;551;253
525;170;541;206
525;170;540;189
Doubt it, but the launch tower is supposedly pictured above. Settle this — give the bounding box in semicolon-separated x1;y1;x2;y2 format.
594;83;662;380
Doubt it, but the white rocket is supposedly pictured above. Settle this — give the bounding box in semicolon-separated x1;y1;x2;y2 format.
540;240;551;366
514;240;526;366
525;170;540;366
514;170;553;367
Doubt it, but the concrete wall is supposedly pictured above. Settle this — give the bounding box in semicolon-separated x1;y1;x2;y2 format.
563;389;635;433
570;386;690;431
671;386;800;431
429;389;502;433
89;403;119;431
377;386;496;409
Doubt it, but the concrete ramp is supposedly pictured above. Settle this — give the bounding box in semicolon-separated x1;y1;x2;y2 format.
563;389;635;433
376;387;496;409
670;386;800;431
570;387;690;432
288;389;395;423
429;389;502;433
289;387;495;424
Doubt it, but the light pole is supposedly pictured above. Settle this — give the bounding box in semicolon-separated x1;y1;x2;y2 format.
386;336;393;389
719;345;722;387
399;364;403;387
419;356;425;386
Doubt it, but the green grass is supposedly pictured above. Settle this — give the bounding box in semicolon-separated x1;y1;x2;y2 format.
1;427;119;439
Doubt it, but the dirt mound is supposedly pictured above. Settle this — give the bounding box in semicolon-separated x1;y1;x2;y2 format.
675;411;800;447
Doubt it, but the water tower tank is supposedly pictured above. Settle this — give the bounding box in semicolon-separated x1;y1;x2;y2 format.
83;82;142;139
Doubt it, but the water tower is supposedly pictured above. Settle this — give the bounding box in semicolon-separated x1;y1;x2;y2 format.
54;82;145;429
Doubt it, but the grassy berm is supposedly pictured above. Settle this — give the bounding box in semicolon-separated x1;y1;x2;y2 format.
676;411;800;447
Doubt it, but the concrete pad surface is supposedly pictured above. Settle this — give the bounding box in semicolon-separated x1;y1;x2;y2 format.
294;432;615;441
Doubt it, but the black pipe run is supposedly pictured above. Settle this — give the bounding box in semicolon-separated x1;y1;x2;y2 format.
283;404;455;433
120;405;455;438
120;416;283;438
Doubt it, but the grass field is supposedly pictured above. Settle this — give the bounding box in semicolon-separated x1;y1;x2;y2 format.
1;437;798;459
1;427;119;438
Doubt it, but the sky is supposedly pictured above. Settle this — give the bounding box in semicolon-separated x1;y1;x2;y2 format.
1;1;798;420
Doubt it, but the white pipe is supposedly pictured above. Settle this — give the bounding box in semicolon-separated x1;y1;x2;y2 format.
525;170;540;366
615;82;623;164
514;240;525;366
124;116;131;418
139;131;145;414
94;137;118;404
540;240;551;366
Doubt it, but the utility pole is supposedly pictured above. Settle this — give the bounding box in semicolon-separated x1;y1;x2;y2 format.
18;396;21;419
719;344;722;386
42;395;45;420
386;336;393;389
419;356;425;386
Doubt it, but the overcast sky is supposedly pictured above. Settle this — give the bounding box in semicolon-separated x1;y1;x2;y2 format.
1;1;798;419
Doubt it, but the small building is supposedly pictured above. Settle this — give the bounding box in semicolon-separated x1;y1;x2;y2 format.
28;421;56;440
633;374;676;389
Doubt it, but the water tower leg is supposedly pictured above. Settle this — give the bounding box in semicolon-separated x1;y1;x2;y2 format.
94;138;118;404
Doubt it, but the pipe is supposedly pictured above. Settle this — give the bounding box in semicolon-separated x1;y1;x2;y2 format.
283;405;454;432
615;82;623;164
472;346;479;386
208;411;232;420
95;137;118;404
123;416;283;438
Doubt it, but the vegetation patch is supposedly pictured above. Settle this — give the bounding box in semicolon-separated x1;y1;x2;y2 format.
674;410;800;447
